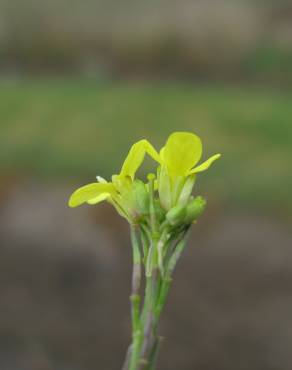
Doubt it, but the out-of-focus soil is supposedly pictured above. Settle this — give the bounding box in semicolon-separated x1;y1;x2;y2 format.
0;181;292;370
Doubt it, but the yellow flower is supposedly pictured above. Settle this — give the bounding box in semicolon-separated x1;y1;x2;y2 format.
68;131;221;219
68;139;159;222
159;132;220;176
147;132;221;210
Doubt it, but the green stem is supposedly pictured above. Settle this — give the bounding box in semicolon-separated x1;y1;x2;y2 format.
125;227;190;370
155;234;188;320
154;277;171;320
148;336;163;370
137;269;161;370
166;237;187;279
130;275;155;370
128;226;143;370
157;228;169;276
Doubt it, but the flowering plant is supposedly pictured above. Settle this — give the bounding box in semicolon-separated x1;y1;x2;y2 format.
69;132;221;370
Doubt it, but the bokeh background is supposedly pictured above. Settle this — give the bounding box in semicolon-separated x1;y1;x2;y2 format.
1;1;292;369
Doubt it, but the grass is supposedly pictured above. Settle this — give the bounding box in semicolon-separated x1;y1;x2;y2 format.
1;78;292;215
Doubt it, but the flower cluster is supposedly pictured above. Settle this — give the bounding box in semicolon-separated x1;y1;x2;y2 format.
69;131;220;274
69;132;220;225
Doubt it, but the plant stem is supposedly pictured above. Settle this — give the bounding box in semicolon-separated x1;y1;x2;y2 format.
122;345;132;370
128;226;143;370
123;226;190;370
130;227;142;331
148;336;163;370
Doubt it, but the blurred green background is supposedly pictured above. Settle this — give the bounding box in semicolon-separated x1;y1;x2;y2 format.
0;1;292;370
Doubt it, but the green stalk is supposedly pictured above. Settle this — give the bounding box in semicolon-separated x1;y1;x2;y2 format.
137;269;161;370
155;236;188;319
128;226;143;370
125;230;189;370
148;336;163;370
130;226;142;331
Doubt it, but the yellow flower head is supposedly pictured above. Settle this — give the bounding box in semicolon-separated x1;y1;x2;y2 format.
69;130;220;287
69;131;221;222
68;139;159;222
146;132;221;210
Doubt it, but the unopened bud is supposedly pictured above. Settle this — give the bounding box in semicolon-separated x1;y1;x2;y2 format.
166;204;187;227
184;196;206;224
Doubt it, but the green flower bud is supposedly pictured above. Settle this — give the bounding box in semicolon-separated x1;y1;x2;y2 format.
166;204;187;227
184;196;206;224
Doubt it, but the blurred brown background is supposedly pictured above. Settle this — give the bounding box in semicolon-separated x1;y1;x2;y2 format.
0;1;292;369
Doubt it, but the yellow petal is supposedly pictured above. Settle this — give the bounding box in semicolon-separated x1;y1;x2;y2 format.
163;132;202;176
144;140;161;163
120;139;160;179
87;193;111;205
68;183;114;207
189;154;221;174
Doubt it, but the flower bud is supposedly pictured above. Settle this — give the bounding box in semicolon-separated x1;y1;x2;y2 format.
166;204;187;227
184;196;206;224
